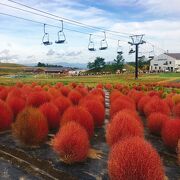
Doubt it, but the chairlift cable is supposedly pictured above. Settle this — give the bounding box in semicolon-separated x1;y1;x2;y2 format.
6;0;133;37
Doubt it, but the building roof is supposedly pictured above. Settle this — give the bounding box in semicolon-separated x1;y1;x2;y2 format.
165;53;180;60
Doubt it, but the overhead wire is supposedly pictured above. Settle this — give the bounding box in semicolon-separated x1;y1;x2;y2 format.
6;0;133;37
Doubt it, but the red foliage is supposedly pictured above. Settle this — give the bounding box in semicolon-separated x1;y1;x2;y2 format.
105;83;112;90
90;88;105;98
147;112;169;135
128;90;144;106
61;106;94;138
164;97;174;112
108;137;165;180
52;122;89;164
144;97;170;117
172;94;180;105
147;90;163;98
60;86;71;97
81;94;104;105
80;99;105;127
48;88;61;98
6;96;26;118
26;91;51;107
0;87;9;101
172;103;180;118
52;96;72;118
96;83;103;89
161;119;180;149
39;102;60;129
106;111;144;146
75;87;88;97
68;90;82;105
137;95;151;114
0;100;13;131
110;90;123;103
55;82;63;89
12;107;48;146
110;98;136;118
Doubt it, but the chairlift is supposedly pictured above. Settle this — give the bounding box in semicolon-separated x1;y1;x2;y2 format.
117;40;123;54
148;45;155;60
55;20;66;44
99;32;108;50
88;34;96;51
129;46;135;54
42;24;52;46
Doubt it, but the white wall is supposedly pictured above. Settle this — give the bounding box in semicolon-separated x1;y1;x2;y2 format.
150;54;179;72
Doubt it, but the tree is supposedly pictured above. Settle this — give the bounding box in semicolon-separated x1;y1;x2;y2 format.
87;57;105;70
113;54;125;72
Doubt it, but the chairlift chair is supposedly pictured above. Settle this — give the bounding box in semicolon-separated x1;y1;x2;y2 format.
129;47;135;54
55;20;66;44
117;40;123;54
42;24;52;46
88;34;96;51
99;32;108;50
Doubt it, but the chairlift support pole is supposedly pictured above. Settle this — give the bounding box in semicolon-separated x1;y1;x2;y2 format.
128;34;146;80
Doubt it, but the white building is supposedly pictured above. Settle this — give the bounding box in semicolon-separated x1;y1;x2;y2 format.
150;53;180;72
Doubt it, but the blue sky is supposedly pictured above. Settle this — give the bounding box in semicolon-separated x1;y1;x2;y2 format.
0;0;180;65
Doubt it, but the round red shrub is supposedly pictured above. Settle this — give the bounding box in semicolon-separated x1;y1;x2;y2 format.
108;137;165;180
52;96;72;117
110;98;136;118
0;100;13;131
161;119;180;149
55;82;63;89
128;90;144;106
164;97;174;112
39;102;60;129
80;99;105;127
96;83;103;89
48;88;61;98
61;106;94;138
110;90;123;103
12;107;48;146
68;90;82;105
144;97;170;117
137;95;151;114
26;91;50;107
172;103;180;118
106;111;144;147
6;96;26;118
52;122;89;164
60;86;71;97
147;112;169;135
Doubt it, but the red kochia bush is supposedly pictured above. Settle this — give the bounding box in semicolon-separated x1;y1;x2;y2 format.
172;103;180;118
26;91;50;107
110;98;135;118
0;87;9;101
39;102;60;129
106;112;144;147
6;96;26;118
52;122;89;164
161;119;180;149
137;95;151;114
68;90;82;105
108;137;165;180
144;97;170;117
0;100;13;131
80;99;105;127
12;107;48;146
147;112;169;135
61;106;94;138
52;96;72;117
60;86;71;97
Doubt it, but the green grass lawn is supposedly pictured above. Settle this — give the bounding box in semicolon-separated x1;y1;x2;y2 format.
0;73;179;87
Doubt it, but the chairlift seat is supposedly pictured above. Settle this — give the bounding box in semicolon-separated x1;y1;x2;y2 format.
43;41;53;46
55;40;66;44
88;47;96;51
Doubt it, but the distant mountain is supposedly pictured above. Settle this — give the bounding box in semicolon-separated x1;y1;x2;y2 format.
24;62;87;69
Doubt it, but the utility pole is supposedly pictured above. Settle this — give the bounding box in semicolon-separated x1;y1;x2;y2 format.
128;35;146;79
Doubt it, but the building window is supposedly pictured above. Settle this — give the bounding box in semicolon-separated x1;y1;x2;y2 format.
155;67;157;69
169;61;172;64
159;67;161;70
154;64;158;66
